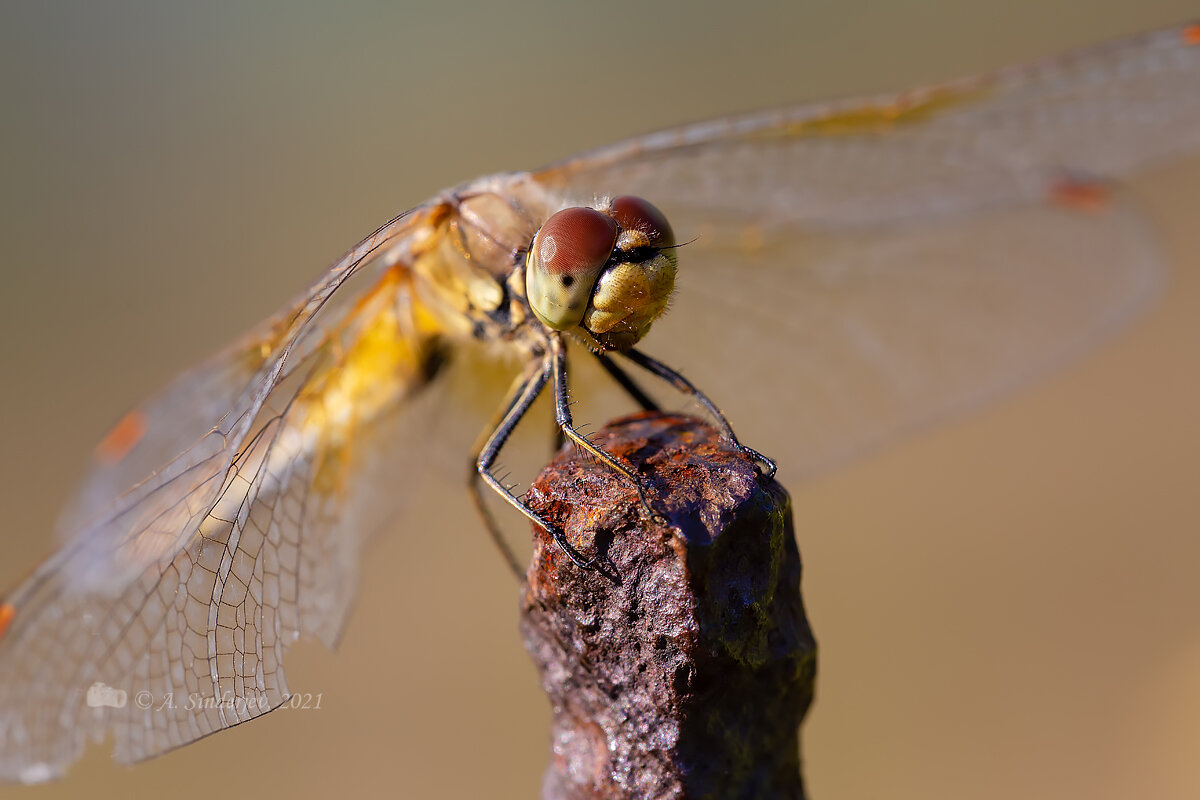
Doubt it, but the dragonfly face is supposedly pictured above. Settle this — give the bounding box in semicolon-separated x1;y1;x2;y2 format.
414;190;679;355
1;20;1199;786
525;196;678;351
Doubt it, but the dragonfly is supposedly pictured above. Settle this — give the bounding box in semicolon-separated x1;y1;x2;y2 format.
1;21;1198;785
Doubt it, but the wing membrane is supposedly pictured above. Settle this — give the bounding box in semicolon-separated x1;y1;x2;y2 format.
57;208;428;536
643;192;1159;480
535;23;1200;226
0;208;443;782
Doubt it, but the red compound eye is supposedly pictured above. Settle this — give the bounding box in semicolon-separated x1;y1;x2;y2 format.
532;207;619;278
611;196;675;249
527;206;620;331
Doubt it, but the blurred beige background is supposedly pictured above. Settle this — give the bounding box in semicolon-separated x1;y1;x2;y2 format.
1;1;1198;798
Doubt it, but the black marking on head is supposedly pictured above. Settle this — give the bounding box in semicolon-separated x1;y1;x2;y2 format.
613;245;662;263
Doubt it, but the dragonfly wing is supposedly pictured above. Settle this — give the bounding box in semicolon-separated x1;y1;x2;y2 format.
56;208;427;536
0;209;444;782
530;23;1198;480
56;323;284;538
636;191;1159;480
534;23;1200;226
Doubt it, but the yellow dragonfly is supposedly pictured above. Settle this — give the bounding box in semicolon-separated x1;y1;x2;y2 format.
1;20;1198;784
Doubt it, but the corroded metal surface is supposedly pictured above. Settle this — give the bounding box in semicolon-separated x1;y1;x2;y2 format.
522;412;816;800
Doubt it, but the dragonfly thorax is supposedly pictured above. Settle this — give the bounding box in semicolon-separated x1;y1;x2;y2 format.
525;196;676;351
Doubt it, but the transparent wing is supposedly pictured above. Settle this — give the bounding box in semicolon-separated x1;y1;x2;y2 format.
641;193;1159;480
532;22;1199;479
535;24;1200;226
56;208;425;535
56;321;285;538
0;208;443;783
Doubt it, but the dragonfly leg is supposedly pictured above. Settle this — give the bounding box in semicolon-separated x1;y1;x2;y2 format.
591;351;661;413
467;360;545;578
622;348;777;479
474;351;599;570
551;338;665;524
567;351;658;460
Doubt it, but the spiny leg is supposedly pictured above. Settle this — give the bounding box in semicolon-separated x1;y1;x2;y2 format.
550;337;663;521
468;359;546;578
622;348;777;479
474;352;597;569
549;351;657;494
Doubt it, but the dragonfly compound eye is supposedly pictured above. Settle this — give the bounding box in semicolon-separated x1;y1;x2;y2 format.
610;195;675;250
526;206;619;331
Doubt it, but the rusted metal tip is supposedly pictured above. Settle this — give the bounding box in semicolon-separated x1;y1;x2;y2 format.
521;411;816;800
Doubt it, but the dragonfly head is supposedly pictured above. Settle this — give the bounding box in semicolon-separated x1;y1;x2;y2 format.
525;195;676;351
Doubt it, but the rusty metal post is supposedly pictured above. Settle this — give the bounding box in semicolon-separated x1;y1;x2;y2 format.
521;412;816;800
